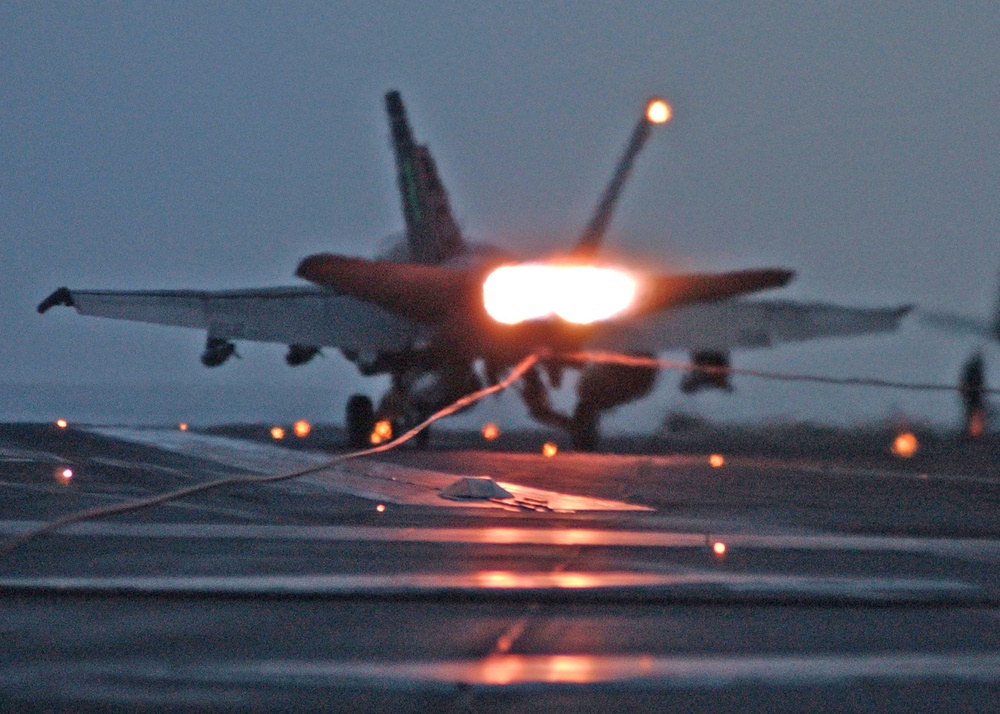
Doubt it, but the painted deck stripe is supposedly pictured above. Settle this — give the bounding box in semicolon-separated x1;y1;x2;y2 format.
188;652;1000;687
0;571;979;604
2;520;999;560
5;653;1000;689
80;427;652;511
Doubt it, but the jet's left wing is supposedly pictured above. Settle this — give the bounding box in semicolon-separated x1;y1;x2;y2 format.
37;286;420;351
587;299;912;353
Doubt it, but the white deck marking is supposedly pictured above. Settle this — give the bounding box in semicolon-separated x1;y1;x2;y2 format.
1;520;999;561
82;427;651;511
209;652;1000;687
6;653;1000;690
0;571;978;602
0;446;69;463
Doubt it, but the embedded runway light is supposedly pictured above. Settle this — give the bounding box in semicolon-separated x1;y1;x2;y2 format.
270;426;286;440
56;419;68;429
482;423;500;441
178;423;189;432
646;99;671;124
55;467;73;485
891;431;918;458
370;420;393;444
712;541;727;557
483;264;638;325
542;442;558;457
376;504;386;513
709;454;725;468
968;408;985;439
293;420;311;438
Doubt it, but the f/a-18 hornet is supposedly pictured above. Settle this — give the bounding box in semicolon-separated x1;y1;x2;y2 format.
39;92;910;449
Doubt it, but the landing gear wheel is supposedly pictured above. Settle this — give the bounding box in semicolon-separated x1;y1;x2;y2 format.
570;404;599;452
414;423;430;449
346;394;375;448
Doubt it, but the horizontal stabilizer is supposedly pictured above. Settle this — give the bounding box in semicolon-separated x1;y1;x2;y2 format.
637;268;795;315
296;253;472;324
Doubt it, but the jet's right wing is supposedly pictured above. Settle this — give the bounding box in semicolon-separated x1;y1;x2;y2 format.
920;312;996;341
588;298;912;353
37;285;421;352
920;271;1000;343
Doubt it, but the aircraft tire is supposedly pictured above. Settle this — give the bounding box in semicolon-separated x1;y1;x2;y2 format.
570;404;599;452
346;394;375;448
414;424;430;449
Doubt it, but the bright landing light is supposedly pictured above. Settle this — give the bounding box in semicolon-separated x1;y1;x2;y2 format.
483;265;638;325
891;431;918;458
646;99;671;124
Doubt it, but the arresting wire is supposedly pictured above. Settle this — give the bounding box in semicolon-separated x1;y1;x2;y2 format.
0;354;540;557
1;348;995;556
566;350;1000;395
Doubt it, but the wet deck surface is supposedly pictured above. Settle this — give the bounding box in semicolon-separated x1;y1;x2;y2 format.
2;423;999;712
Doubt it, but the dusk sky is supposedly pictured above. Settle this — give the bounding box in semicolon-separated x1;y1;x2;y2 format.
2;3;998;430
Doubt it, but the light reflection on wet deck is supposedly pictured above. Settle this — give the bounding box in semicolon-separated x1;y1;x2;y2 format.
3;520;1000;560
11;653;1000;690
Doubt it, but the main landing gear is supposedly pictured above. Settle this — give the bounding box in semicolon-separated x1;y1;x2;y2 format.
344;393;432;449
345;394;375;449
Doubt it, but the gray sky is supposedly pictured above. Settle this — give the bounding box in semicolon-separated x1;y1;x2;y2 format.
2;3;998;428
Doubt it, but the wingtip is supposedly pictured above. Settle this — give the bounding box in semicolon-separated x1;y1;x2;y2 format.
296;253;347;286
38;287;74;314
774;268;796;287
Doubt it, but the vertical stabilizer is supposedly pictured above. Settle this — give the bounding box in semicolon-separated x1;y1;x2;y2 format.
385;91;465;264
574;98;671;259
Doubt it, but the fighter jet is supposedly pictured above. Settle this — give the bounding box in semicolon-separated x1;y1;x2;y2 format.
39;91;909;449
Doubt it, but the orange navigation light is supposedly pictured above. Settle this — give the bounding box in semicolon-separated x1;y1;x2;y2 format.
482;423;500;441
270;426;286;440
55;467;74;485
482;264;638;325
646;98;671;124
376;504;386;513
712;541;727;557
968;408;985;439
709;454;725;468
178;422;189;432
56;419;68;429
542;442;559;458
891;431;918;458
370;419;393;445
293;420;311;438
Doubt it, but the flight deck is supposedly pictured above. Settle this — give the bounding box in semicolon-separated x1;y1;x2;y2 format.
2;422;999;712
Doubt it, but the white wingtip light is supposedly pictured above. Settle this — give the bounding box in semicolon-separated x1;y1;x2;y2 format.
646;99;671;124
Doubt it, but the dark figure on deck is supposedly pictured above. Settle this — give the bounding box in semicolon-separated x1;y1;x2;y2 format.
960;352;986;439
